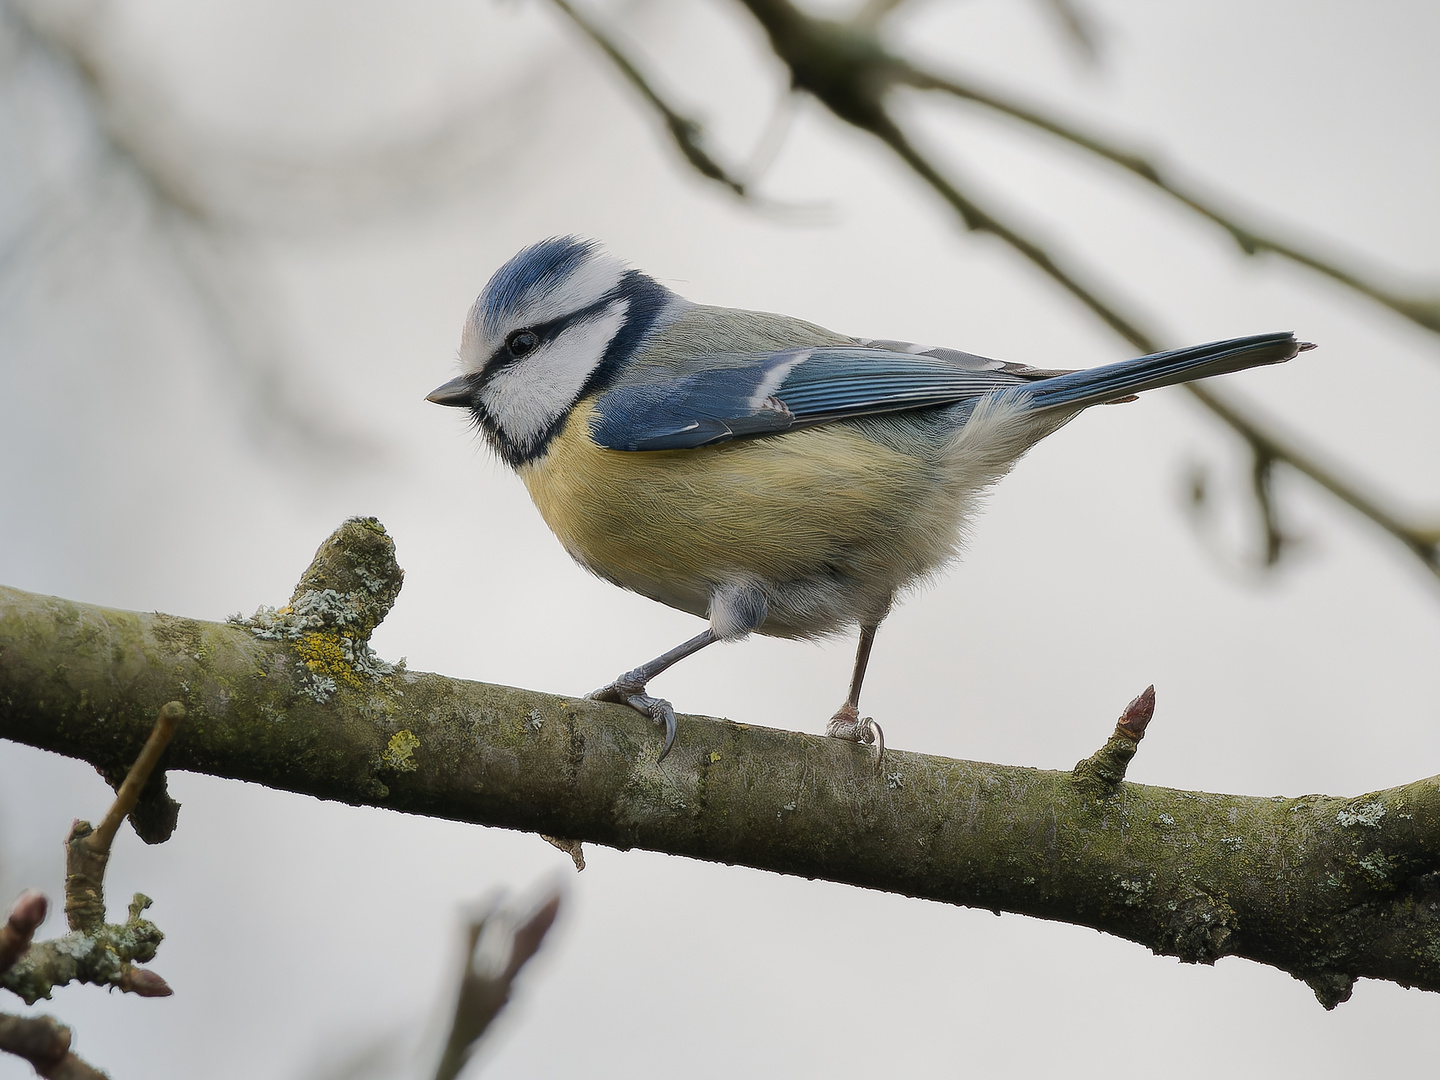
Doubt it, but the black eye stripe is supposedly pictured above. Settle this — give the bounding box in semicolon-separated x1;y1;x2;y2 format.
484;294;621;372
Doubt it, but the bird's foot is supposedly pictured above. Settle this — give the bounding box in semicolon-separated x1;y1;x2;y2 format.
588;674;678;763
826;704;884;771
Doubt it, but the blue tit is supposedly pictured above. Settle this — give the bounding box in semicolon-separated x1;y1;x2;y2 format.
428;236;1308;764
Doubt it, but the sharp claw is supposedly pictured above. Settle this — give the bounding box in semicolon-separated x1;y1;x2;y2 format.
654;700;677;763
826;707;885;770
624;693;676;763
589;682;679;763
865;718;885;772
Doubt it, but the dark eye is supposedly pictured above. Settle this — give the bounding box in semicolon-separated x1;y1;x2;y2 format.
506;329;540;357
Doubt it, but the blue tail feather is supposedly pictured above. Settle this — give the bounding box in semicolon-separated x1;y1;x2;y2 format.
1025;332;1302;413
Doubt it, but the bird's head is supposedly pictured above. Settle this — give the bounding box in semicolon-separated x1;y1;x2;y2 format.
428;236;678;467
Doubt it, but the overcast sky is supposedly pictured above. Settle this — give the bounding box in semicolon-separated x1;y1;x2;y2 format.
1;1;1438;1076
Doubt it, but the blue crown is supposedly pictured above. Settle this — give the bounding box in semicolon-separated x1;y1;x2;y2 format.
479;236;600;333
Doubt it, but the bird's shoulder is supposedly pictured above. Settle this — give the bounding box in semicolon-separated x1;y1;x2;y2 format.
623;302;855;379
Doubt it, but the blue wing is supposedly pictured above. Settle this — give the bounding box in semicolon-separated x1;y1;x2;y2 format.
588;333;1302;452
588;346;1035;452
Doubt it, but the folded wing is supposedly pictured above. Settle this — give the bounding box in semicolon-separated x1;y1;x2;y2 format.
589;333;1301;453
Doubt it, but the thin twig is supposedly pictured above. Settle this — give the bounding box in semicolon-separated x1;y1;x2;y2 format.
0;1013;108;1080
433;892;561;1080
871;112;1163;351
1187;382;1440;575
89;701;185;856
876;111;1440;580
894;63;1440;335
544;0;748;196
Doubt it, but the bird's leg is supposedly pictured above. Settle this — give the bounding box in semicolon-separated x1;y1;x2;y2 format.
826;622;885;769
589;629;718;762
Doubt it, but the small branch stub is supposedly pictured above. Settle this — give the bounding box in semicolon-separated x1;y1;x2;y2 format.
1072;685;1155;799
230;517;406;703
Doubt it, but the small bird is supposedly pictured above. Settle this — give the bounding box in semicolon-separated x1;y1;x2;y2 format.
428;237;1307;763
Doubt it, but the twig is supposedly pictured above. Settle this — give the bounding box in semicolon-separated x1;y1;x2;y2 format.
433;892;562;1080
892;63;1440;336
1187;382;1440;576
1;703;180;1005
0;1014;107;1080
544;0;748;196
65;702;185;933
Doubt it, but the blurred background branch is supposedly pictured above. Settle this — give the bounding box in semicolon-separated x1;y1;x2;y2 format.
545;0;1440;583
432;890;561;1080
2;0;554;465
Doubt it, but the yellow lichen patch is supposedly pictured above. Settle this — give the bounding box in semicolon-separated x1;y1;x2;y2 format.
293;631;367;691
382;729;421;772
710;751;722;763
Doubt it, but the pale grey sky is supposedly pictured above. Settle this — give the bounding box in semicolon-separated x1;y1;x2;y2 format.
1;1;1437;1076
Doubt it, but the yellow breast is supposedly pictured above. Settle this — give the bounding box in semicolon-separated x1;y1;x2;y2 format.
518;399;953;634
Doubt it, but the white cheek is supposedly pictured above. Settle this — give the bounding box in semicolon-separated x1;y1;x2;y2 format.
481;302;628;448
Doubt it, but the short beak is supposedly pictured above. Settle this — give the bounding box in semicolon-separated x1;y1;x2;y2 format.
426;375;474;407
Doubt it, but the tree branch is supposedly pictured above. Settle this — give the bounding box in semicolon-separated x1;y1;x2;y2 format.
716;0;1440;582
2;520;1438;1010
892;63;1440;336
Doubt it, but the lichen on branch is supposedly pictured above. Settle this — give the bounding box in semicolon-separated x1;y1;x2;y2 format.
230;516;406;702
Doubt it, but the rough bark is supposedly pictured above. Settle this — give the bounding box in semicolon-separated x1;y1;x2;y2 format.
1;520;1437;1010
